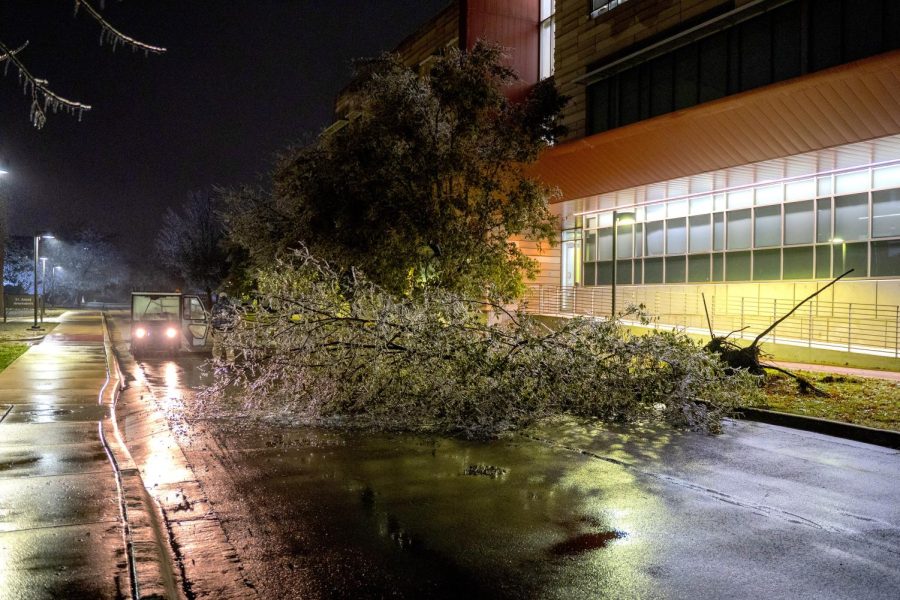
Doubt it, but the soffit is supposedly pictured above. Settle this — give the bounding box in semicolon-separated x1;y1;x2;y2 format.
535;50;900;204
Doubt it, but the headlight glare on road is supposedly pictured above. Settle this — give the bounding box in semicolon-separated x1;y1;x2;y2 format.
135;327;147;338
165;327;178;338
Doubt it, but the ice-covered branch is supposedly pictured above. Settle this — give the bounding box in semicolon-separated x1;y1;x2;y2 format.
74;0;166;54
0;39;92;129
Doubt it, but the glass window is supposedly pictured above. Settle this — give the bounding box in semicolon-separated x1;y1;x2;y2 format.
615;260;632;284
585;216;597;229
674;44;698;110
646;203;666;221
665;256;686;283
646;221;665;255
871;240;900;276
872;189;900;238
540;0;555;80
753;249;781;280
688;254;710;282
755;185;782;206
817;176;833;197
644;257;663;283
634;223;644;257
584;262;596;286
634;259;642;285
713;212;725;250
666;218;687;254
713;194;727;212
725;251;751;281
667;200;687;218
816;198;832;243
649;53;674;118
616;224;634;258
598;227;613;260
739;15;772;91
689;215;711;253
815;244;831;278
754;205;781;247
873;165;900;190
689;195;713;215
784;201;814;245
584;231;597;262
712;253;724;281
727;189;753;209
726;209;752;249
833;242;867;278
834;194;869;242
698;31;727;103
835;170;869;195
785;179;816;201
591;0;629;18
596;261;611;285
783;246;814;280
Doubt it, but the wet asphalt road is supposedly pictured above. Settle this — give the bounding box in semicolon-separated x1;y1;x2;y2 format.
130;350;900;599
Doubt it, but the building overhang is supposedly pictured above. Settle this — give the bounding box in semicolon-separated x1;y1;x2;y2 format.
534;50;900;203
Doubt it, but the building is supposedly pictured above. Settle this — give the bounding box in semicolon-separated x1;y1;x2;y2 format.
528;0;900;365
333;0;900;364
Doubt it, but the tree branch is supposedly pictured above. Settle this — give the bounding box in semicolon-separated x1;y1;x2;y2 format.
0;39;92;129
74;0;167;55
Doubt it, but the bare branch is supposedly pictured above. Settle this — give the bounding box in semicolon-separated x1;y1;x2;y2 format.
74;0;167;55
0;39;92;129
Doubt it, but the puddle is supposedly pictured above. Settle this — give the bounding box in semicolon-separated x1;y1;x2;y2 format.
0;456;41;472
18;408;75;423
549;531;626;556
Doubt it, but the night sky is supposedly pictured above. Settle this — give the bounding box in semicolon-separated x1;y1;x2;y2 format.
0;0;448;260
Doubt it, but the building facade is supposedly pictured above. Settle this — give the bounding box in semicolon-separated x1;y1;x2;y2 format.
334;0;900;360
530;0;900;361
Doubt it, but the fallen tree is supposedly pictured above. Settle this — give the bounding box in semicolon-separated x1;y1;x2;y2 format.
201;249;759;437
703;270;853;397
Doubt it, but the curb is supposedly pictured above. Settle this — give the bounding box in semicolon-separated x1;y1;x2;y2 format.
100;313;185;599
734;406;900;450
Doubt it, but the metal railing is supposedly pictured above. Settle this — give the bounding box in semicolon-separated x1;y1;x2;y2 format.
522;285;900;358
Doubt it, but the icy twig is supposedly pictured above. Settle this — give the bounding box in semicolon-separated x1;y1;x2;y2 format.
74;0;166;55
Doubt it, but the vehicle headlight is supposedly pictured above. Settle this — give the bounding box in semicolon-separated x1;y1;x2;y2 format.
165;327;178;339
134;327;147;338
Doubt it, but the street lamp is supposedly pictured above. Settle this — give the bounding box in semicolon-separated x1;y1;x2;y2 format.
610;210;636;320
32;233;53;330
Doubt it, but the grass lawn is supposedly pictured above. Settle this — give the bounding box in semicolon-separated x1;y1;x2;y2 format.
0;343;29;372
0;322;59;373
756;369;900;432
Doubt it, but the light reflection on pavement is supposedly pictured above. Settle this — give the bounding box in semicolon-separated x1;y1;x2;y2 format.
126;335;900;600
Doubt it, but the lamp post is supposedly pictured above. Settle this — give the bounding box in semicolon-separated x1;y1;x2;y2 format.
0;167;7;324
40;257;47;321
32;233;53;330
610;210;636;320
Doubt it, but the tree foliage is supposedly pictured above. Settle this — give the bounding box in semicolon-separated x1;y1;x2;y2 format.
224;42;567;301
2;236;33;292
155;191;229;298
203;249;758;438
6;228;130;304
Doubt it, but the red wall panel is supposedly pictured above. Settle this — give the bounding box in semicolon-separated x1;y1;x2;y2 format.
462;0;540;102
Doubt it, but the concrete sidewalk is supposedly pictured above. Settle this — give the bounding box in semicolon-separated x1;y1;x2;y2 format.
768;359;900;381
0;311;129;598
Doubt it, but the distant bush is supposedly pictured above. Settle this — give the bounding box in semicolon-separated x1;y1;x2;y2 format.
202;249;758;438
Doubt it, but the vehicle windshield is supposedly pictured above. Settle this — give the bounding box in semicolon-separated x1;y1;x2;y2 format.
132;294;180;321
